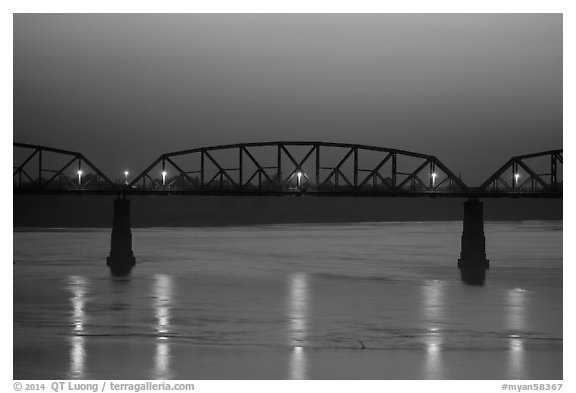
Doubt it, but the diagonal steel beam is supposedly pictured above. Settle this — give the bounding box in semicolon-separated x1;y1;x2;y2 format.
323;148;354;184
82;174;97;188
497;177;512;190
431;158;468;191
205;170;222;188
204;150;237;187
516;160;550;190
13;149;39;177
42;156;78;188
244;169;259;186
358;153;392;188
375;172;391;188
414;176;429;190
478;158;515;191
434;174;450;189
165;156;197;185
280;145;316;186
128;156;163;188
396;160;430;189
21;169;35;185
78;154;116;188
336;168;353;187
241;147;274;186
145;173;163;189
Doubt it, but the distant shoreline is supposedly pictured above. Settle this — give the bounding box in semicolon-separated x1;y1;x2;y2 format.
14;195;562;228
13;219;564;232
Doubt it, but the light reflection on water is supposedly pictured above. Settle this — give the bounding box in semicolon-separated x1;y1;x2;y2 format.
68;276;88;379
153;274;173;380
287;272;309;380
421;280;445;379
507;288;528;378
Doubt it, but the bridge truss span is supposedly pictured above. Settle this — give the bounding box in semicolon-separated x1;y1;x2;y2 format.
13;143;115;192
13;142;563;198
477;150;562;196
128;142;470;196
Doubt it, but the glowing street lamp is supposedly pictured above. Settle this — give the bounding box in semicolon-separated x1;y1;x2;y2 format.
431;172;437;188
77;170;83;185
162;171;167;186
297;171;302;188
124;170;129;185
514;173;520;188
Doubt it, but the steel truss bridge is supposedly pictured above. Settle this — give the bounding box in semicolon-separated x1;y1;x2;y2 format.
13;142;563;198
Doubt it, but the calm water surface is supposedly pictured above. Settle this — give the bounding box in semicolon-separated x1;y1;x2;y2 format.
13;221;562;380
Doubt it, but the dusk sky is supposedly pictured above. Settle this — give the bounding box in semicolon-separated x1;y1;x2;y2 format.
13;13;562;184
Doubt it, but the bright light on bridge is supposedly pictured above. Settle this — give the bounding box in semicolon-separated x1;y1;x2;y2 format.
297;171;303;188
77;170;83;185
162;171;167;186
514;173;520;187
431;172;437;187
124;170;129;185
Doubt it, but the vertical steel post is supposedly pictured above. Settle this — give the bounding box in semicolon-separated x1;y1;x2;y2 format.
277;144;282;187
353;147;358;187
200;150;204;189
551;154;557;190
392;154;397;189
315;144;320;189
38;150;42;186
239;147;243;188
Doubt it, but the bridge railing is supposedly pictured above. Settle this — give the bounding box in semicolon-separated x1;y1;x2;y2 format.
127;142;470;194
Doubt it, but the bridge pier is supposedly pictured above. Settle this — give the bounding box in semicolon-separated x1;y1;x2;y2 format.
107;195;136;276
458;197;489;285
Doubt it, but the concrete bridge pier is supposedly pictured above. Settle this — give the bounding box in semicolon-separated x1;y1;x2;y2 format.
458;197;489;285
107;195;136;276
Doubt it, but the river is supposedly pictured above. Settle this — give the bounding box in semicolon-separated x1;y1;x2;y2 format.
13;221;562;379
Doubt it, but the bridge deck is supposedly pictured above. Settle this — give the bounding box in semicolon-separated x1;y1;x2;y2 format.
13;188;562;198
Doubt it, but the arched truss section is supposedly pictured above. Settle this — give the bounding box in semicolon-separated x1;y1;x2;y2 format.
13;143;116;192
478;150;562;193
128;142;469;194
